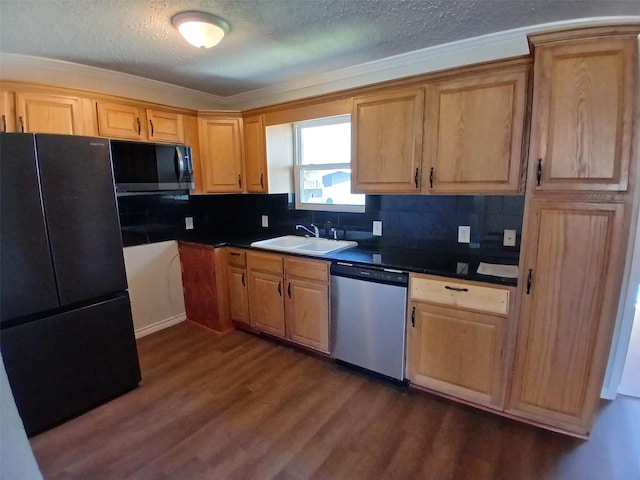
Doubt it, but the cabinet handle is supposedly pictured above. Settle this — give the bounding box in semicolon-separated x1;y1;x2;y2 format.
260;173;264;189
536;159;542;186
149;119;154;137
444;285;469;292
526;269;533;294
230;252;241;256
277;281;282;296
414;168;419;189
136;117;141;135
287;282;292;298
238;174;242;189
1;114;6;133
429;167;434;188
19;116;24;132
241;272;245;287
411;306;416;327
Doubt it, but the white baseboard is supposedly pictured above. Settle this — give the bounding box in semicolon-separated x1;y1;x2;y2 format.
134;314;186;339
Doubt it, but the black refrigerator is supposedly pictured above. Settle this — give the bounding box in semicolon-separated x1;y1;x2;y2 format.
0;133;141;436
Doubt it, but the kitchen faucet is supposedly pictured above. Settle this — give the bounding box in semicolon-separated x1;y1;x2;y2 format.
296;224;320;238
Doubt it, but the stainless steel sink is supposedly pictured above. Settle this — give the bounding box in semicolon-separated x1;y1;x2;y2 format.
250;235;357;256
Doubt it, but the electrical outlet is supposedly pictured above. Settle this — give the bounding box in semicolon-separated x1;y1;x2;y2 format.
458;226;470;243
372;221;383;236
503;229;517;247
184;217;194;230
261;215;269;228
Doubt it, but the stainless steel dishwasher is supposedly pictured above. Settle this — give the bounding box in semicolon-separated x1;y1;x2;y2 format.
330;262;409;382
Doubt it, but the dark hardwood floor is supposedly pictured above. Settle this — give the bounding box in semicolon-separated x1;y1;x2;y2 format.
30;322;640;479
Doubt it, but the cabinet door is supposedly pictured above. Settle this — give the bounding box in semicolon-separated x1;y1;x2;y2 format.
16;92;84;135
228;266;249;325
96;101;145;140
146;109;184;143
425;66;528;193
407;302;507;408
0;90;15;132
285;278;330;353
243;114;268;193
529;36;636;192
507;200;627;435
247;270;285;337
198;116;244;193
352;87;424;193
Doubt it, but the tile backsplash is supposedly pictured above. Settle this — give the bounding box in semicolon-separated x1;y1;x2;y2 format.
120;192;524;252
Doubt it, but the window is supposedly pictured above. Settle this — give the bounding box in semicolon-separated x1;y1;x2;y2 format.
293;115;365;212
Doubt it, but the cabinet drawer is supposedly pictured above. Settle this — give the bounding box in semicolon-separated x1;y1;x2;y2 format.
285;257;329;282
410;275;509;315
247;251;283;274
227;248;246;268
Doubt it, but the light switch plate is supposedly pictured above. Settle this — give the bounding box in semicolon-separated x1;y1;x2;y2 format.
458;225;470;243
503;229;517;247
185;217;194;230
373;221;383;236
261;215;269;228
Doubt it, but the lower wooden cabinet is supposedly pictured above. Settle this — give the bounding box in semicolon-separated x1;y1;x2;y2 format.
178;242;232;333
284;257;330;353
506;200;628;435
406;274;513;409
245;250;330;353
227;248;249;326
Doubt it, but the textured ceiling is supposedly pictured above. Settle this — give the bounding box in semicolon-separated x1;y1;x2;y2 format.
1;0;639;97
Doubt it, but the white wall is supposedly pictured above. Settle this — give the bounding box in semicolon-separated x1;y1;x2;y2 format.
123;241;186;338
0;353;43;480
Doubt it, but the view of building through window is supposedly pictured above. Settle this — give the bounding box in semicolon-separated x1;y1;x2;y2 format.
294;115;365;212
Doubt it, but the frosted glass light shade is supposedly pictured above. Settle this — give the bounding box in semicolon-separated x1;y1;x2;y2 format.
172;12;230;49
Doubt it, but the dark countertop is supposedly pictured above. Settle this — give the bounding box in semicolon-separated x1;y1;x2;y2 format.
180;231;519;287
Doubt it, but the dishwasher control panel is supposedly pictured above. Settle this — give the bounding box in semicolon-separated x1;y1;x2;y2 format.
331;262;408;287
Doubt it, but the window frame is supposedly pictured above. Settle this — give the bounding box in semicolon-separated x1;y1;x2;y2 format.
292;114;365;213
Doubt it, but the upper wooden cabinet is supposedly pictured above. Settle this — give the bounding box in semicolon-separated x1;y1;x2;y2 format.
96;101;185;143
507;200;627;435
528;33;637;193
198;115;244;193
424;65;529;194
146;109;184;143
15;91;87;135
243;114;268;193
96;101;146;140
0;90;15;133
352;87;424;193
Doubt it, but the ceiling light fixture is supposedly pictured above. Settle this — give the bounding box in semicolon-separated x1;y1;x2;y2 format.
171;11;230;49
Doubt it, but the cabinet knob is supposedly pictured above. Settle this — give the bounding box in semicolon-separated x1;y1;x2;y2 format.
238;174;242;189
1;114;6;133
19;116;24;133
526;269;533;294
277;281;282;296
414;168;419;189
429;167;434;188
136;117;141;135
149;119;154;137
260;173;264;189
241;272;245;287
287;282;292;298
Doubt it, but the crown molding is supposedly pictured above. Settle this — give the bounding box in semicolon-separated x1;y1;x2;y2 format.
1;16;638;112
0;53;228;110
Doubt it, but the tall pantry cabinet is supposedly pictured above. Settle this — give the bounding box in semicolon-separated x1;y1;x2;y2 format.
507;27;639;436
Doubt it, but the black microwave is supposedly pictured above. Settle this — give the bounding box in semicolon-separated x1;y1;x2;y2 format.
110;140;194;193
